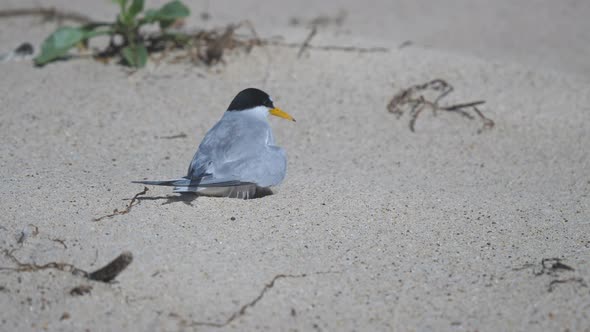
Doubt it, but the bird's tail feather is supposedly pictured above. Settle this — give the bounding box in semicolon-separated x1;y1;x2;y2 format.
173;183;258;199
132;179;190;187
133;177;249;188
133;178;260;199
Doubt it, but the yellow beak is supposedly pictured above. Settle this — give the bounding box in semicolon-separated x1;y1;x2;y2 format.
269;107;296;122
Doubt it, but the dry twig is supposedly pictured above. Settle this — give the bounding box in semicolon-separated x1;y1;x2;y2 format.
533;258;575;276
185;271;339;328
87;251;133;282
70;285;92;296
0;250;133;282
160;21;264;67
548;278;587;292
265;39;388;54
0;7;93;24
513;258;585;292
387;79;494;133
297;27;317;58
156;133;188;139
93;187;149;221
0;249;87;277
2;7;388;68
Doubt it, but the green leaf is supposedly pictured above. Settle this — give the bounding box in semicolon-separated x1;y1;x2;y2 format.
34;27;88;65
122;44;148;67
157;1;190;19
112;0;128;7
112;0;128;12
127;0;144;20
85;28;115;39
142;1;190;25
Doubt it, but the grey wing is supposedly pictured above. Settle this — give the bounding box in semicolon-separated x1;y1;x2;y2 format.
216;145;287;187
186;119;225;178
187;115;286;187
186;148;211;179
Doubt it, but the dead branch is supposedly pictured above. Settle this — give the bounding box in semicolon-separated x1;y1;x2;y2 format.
0;7;93;24
156;133;188;140
187;271;339;328
297;27;317;58
534;258;575;276
3;7;388;68
0;249;87;277
93;187;148;221
202;25;237;65
266;40;388;53
88;251;133;282
0;249;132;283
387;79;494;133
512;258;584;293
70;285;92;296
548;278;587;292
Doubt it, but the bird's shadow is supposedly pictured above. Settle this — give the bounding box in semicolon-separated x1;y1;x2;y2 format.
136;187;274;206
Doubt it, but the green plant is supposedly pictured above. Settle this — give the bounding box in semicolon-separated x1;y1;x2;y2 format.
34;0;190;67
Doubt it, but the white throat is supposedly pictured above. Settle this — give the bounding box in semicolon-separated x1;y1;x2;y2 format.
233;105;269;121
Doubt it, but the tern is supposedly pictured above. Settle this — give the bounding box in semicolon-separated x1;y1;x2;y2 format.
133;88;295;199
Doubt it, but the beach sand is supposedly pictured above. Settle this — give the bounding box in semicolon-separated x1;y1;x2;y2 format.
1;0;589;331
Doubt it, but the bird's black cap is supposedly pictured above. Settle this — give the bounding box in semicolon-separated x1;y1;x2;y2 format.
227;88;274;111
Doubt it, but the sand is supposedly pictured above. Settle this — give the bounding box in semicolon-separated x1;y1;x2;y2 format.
1;0;589;331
